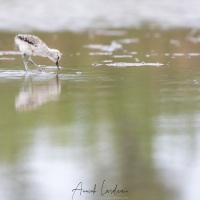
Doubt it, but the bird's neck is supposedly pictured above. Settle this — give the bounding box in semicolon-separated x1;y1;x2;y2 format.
47;48;54;56
39;47;52;58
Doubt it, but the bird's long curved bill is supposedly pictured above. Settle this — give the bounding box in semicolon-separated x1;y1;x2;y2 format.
56;60;60;70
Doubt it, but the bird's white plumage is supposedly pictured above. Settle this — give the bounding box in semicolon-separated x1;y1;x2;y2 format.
15;34;62;71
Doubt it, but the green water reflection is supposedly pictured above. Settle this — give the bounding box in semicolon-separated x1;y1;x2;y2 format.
1;29;200;200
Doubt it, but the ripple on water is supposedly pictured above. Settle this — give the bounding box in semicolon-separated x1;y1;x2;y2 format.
172;53;185;57
116;38;139;44
0;51;21;56
187;53;200;57
0;51;21;62
112;55;133;58
0;57;15;61
0;70;26;81
105;62;164;67
0;69;59;82
89;52;112;56
85;41;122;52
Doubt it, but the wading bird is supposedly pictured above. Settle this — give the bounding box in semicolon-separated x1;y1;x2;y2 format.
15;34;62;71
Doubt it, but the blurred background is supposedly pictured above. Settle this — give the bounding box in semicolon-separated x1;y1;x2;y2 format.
0;0;200;31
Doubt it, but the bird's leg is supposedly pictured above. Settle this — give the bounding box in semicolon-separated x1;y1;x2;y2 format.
22;53;29;71
29;55;42;71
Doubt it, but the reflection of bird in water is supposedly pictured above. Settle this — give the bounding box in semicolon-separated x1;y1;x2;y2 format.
15;34;62;71
15;75;61;112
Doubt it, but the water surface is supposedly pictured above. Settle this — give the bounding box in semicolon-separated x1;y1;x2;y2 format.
1;29;200;200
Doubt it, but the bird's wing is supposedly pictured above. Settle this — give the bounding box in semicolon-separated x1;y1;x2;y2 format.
16;34;44;47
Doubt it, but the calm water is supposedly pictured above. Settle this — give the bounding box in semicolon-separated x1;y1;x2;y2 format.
1;28;200;200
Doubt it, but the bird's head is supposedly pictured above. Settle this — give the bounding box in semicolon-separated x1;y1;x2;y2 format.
48;49;62;70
